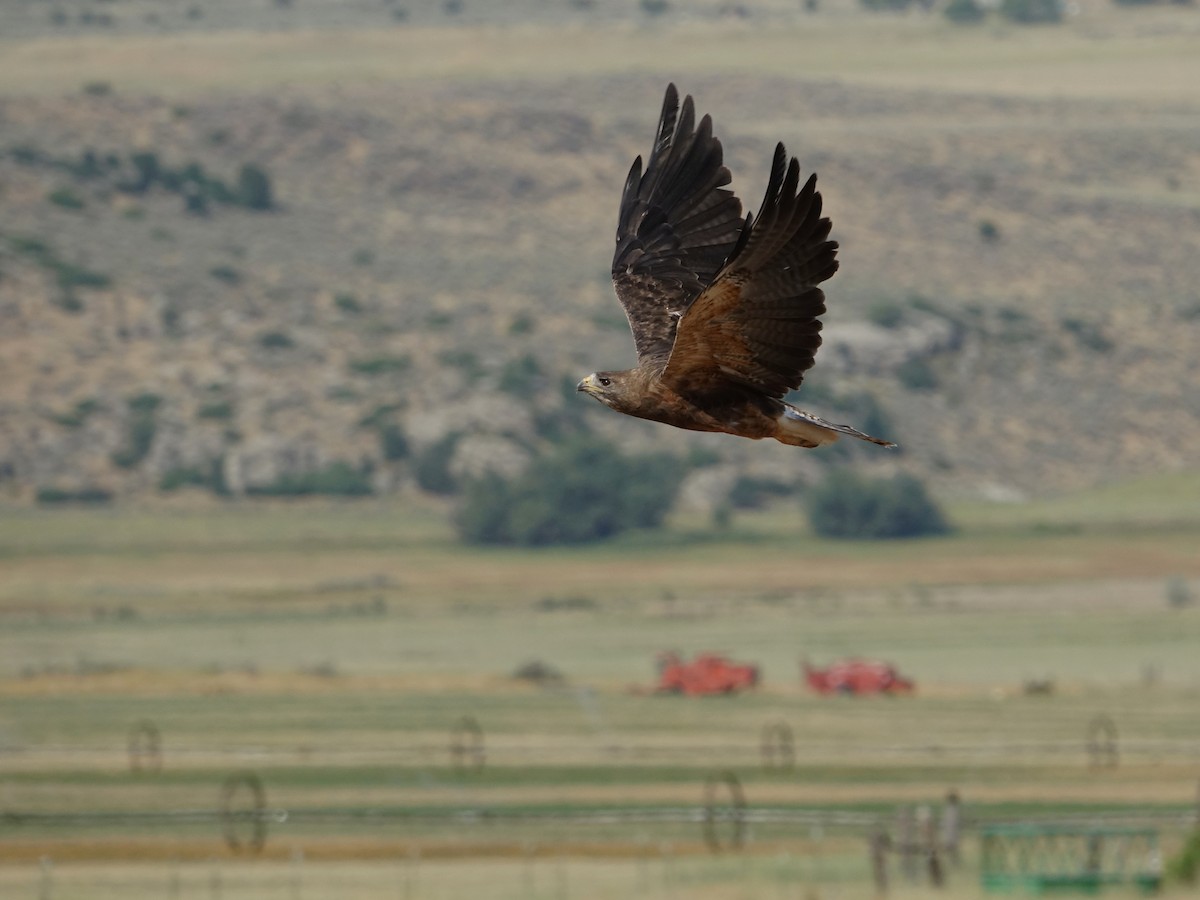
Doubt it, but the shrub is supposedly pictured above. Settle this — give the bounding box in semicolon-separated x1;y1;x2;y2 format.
111;395;161;469
1166;576;1193;609
246;461;373;497
978;219;1001;242
258;330;294;349
197;401;233;420
378;422;410;461
456;439;684;546
36;486;113;505
159;466;212;492
414;433;461;495
728;475;795;510
499;354;543;395
867;300;906;329
48;187;86;210
806;470;950;539
1060;316;1113;352
334;292;362;313
209;264;242;285
1168;829;1200;884
944;0;986;20
999;0;1062;22
237;164;274;210
348;355;410;376
896;357;939;391
49;398;99;428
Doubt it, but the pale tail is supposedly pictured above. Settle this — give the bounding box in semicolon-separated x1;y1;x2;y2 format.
779;404;896;449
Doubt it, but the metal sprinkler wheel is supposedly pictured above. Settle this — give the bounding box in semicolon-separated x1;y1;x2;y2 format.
759;721;795;771
127;719;162;774
702;770;746;852
1086;714;1119;769
220;772;268;854
449;715;486;773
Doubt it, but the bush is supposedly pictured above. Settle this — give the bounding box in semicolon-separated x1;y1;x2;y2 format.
1060;316;1113;352
944;0;986;20
36;486;113;505
414;433;461;495
378;422;410;461
237;164;274;210
258;330;294;349
456;439;684;546
867;300;906;329
348;355;410;376
246;461;373;497
896;357;939;391
806;470;950;539
1168;830;1200;884
728;475;795;510
47;187;86;210
111;396;161;469
999;0;1062;22
209;264;242;285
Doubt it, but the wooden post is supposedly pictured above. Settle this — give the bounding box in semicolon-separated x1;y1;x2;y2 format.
941;790;962;867
919;804;944;887
896;806;918;882
869;827;891;897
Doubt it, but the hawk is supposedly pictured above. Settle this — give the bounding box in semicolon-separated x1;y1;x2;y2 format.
578;84;895;450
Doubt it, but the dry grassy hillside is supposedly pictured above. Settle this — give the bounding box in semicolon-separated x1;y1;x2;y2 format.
1;17;1199;506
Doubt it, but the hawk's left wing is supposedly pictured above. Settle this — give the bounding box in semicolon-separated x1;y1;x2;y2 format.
662;144;838;400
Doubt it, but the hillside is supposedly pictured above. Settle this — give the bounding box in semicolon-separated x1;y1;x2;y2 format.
2;12;1199;507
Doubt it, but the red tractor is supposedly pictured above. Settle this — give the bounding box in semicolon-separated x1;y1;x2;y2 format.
655;652;760;695
802;657;914;696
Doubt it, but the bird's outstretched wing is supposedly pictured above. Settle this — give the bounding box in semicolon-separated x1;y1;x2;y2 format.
612;84;747;367
662;143;838;399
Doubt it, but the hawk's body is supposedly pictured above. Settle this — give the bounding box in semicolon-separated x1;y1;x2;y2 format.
578;84;894;450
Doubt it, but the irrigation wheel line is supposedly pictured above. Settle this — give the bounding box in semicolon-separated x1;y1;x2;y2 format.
1087;714;1120;770
220;772;268;855
449;715;486;774
702;771;747;853
127;719;163;774
760;721;795;772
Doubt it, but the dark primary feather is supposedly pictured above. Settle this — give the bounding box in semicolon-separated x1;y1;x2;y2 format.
611;84;747;365
662;142;839;399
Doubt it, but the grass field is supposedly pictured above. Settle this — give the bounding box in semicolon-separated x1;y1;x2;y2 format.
2;475;1200;896
3;9;1200;102
3;4;1200;894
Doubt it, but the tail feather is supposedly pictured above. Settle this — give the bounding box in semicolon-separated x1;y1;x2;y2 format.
779;405;896;449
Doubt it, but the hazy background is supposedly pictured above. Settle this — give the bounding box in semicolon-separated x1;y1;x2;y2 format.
1;1;1199;897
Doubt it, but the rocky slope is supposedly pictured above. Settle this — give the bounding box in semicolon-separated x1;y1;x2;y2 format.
2;74;1199;506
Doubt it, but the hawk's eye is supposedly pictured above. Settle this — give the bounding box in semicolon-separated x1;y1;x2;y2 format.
598;376;612;387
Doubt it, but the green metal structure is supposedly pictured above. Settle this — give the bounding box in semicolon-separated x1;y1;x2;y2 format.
981;824;1162;894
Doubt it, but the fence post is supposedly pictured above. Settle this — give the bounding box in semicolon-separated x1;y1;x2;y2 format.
404;845;420;900
1087;714;1119;769
896;806;918;882
918;804;944;887
941;790;962;867
290;846;304;900
869;827;890;897
38;856;53;900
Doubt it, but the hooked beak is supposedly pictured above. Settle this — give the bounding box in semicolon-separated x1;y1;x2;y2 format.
576;375;595;395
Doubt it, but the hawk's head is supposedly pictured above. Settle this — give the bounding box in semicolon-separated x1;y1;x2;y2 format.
576;371;633;412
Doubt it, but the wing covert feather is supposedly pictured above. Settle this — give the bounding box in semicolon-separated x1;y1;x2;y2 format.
663;143;839;399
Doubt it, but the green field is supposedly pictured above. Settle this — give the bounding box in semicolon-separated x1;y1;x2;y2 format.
3;474;1200;896
4;3;1200;895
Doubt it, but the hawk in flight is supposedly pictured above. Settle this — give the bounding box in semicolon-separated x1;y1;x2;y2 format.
578;84;894;450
